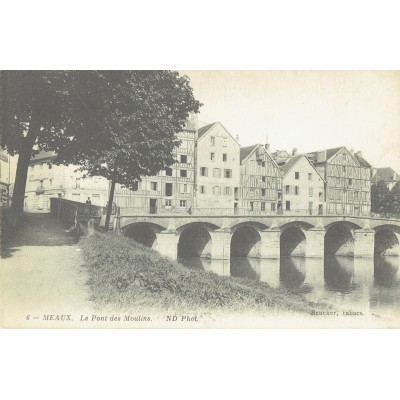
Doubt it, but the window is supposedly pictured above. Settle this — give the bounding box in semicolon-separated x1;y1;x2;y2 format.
213;186;220;195
261;189;266;197
151;182;157;191
132;181;139;191
278;192;282;199
165;183;173;196
348;178;353;186
249;188;255;198
285;185;290;194
49;179;53;187
211;136;215;146
223;138;227;146
165;167;172;176
213;168;221;178
319;192;323;200
181;184;188;193
295;172;300;179
180;155;187;163
286;201;291;210
295;186;300;195
223;153;227;162
39;180;44;189
165;200;172;208
308;173;312;181
309;187;313;197
224;169;232;178
180;200;187;208
250;202;254;211
200;167;208;177
261;202;266;211
75;178;80;189
271;203;276;212
261;161;266;168
210;152;215;161
224;187;231;196
180;169;187;178
199;185;206;194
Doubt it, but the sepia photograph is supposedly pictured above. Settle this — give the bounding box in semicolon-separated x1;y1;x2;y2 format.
1;70;399;329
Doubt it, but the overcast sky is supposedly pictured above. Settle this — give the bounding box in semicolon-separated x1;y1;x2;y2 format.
182;71;400;172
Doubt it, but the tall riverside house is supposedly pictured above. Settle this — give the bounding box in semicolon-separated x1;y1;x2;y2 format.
239;144;282;214
371;167;400;190
117;120;197;213
277;154;325;215
306;147;372;216
195;122;240;212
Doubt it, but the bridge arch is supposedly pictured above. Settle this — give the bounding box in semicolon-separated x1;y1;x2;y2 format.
324;221;361;257
374;225;400;256
280;225;307;257
124;222;165;248
230;223;263;258
177;222;218;258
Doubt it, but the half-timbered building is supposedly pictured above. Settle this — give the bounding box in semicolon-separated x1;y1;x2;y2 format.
239;144;282;214
306;147;372;216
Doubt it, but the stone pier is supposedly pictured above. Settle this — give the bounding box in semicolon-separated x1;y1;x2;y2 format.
304;228;325;258
353;229;375;258
209;229;231;260
258;228;281;259
155;231;179;260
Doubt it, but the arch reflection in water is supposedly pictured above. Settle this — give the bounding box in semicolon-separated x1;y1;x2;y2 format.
178;257;230;276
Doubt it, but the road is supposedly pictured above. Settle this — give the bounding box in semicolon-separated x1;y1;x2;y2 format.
1;212;94;328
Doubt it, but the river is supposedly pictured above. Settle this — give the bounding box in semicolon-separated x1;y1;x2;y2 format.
179;256;400;318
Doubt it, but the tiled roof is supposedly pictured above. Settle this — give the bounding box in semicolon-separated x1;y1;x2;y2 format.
306;147;343;163
197;122;216;138
280;155;303;175
240;144;258;163
354;153;371;168
372;167;400;183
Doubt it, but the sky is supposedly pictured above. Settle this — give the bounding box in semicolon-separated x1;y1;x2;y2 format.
182;71;400;172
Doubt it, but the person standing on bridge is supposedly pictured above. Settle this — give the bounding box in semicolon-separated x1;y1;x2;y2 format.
85;197;92;215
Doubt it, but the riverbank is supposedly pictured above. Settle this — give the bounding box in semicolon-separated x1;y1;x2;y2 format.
80;232;332;316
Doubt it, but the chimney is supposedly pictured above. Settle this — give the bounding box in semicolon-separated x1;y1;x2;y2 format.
265;135;270;151
236;134;240;143
292;147;298;156
356;150;362;158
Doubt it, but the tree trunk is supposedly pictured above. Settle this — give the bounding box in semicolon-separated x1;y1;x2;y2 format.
10;118;40;221
104;160;118;232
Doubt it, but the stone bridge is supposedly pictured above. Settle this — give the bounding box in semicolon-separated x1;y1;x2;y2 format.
117;214;400;260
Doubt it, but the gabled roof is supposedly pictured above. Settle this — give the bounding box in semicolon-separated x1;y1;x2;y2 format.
197;122;217;139
306;147;343;163
280;155;304;175
279;154;325;181
372;167;400;183
354;152;371;168
196;121;239;145
240;144;258;163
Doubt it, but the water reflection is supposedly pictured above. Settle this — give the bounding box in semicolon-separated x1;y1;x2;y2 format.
179;255;400;318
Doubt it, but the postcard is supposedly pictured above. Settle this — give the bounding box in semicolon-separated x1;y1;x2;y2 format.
1;70;399;328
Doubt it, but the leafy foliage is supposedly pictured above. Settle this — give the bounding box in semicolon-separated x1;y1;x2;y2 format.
371;180;391;212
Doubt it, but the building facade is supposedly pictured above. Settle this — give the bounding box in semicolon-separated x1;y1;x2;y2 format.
239;144;282;214
195;122;240;212
371;167;400;190
277;154;325;215
306;147;371;216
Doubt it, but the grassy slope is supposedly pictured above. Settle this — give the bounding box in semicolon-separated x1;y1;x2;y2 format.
80;233;330;315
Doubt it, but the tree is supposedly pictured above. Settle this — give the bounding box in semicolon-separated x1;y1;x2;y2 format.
371;180;391;213
55;71;201;230
385;182;400;214
1;71;115;221
1;71;201;228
